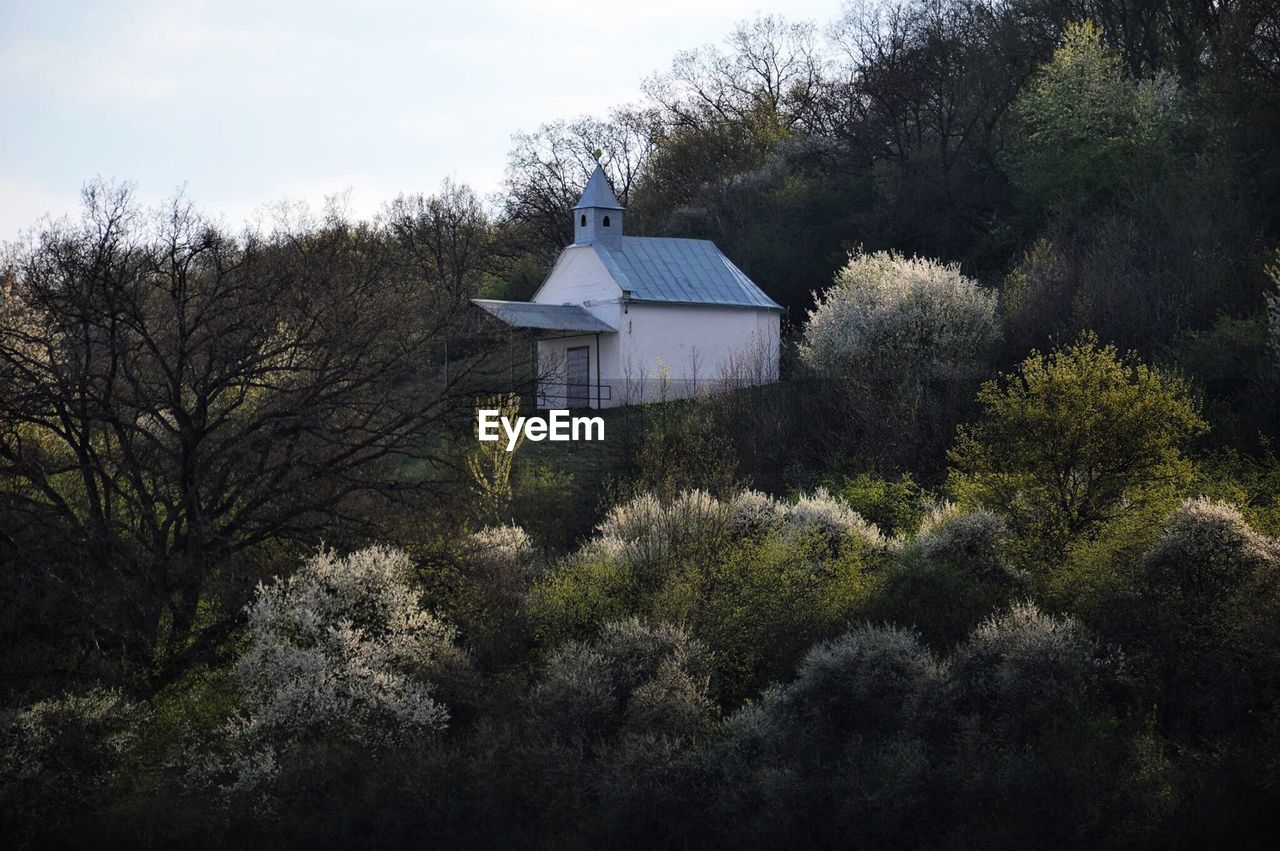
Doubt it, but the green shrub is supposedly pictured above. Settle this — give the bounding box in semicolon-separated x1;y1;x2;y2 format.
632;399;740;496
1137;498;1280;741
950;333;1205;562
827;471;927;536
662;532;873;701
527;558;638;649
865;505;1022;650
528;488;880;701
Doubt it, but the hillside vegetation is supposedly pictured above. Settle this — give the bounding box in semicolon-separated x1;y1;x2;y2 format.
3;2;1280;847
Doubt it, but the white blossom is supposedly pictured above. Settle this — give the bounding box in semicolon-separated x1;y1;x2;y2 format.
784;487;886;551
799;248;999;399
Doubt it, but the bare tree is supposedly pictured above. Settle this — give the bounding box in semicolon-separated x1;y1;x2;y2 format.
500;106;658;255
0;183;487;685
631;15;825;244
387;179;492;382
386;178;491;309
644;14;824;137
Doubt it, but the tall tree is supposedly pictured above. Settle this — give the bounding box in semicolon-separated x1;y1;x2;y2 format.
820;0;1041;267
500;107;658;258
0;183;484;685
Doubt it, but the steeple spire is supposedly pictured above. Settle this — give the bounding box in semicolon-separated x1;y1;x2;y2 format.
572;164;624;248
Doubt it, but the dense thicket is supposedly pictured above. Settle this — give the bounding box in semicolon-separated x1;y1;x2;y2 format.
4;1;1280;847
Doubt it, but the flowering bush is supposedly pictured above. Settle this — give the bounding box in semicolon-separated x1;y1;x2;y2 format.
783;487;885;553
467;523;535;566
595;490;730;573
1138;498;1280;738
798;248;999;468
530;488;879;695
862;504;1022;650
799;249;998;383
1;689;141;844
705;624;941;846
800;248;997;388
186;546;466;810
455;525;539;664
915;504;1017;581
785;624;942;735
1144;497;1279;604
725;489;786;538
941;602;1138;845
530;618;713;746
236;546;461;745
948;602;1103;732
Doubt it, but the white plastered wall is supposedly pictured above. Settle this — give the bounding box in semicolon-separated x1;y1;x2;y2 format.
602;302;780;407
537;304;780;409
531;247;781;409
532;246;621;324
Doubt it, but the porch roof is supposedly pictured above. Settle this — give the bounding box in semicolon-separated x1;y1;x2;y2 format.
472;299;616;333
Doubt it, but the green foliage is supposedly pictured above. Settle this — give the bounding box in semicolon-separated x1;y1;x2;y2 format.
9;3;1280;846
950;333;1207;561
631;399;740;496
528;488;878;702
445;526;539;669
658;532;872;701
866;505;1023;650
509;462;577;552
1002;21;1181;214
527;558;638;649
467;393;523;523
1176;312;1275;442
827;471;927;536
1190;447;1280;536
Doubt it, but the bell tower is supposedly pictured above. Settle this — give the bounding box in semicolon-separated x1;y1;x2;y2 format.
572;164;624;249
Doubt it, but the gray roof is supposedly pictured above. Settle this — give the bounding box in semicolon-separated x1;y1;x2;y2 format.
472;299;616;333
591;237;782;311
572;164;623;211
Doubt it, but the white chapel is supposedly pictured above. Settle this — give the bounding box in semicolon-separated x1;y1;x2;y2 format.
474;165;781;409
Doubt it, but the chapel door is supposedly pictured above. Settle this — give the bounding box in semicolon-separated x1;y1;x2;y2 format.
566;346;590;409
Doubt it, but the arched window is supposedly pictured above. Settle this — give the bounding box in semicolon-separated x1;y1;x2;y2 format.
603;215;611;227
580;214;587;227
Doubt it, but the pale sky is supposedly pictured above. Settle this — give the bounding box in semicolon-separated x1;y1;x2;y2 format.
1;0;843;240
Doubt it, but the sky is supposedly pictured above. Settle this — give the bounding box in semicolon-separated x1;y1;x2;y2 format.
1;0;843;240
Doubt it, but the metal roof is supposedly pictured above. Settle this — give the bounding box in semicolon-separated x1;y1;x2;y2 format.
472;299;616;333
571;164;624;211
591;237;782;311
